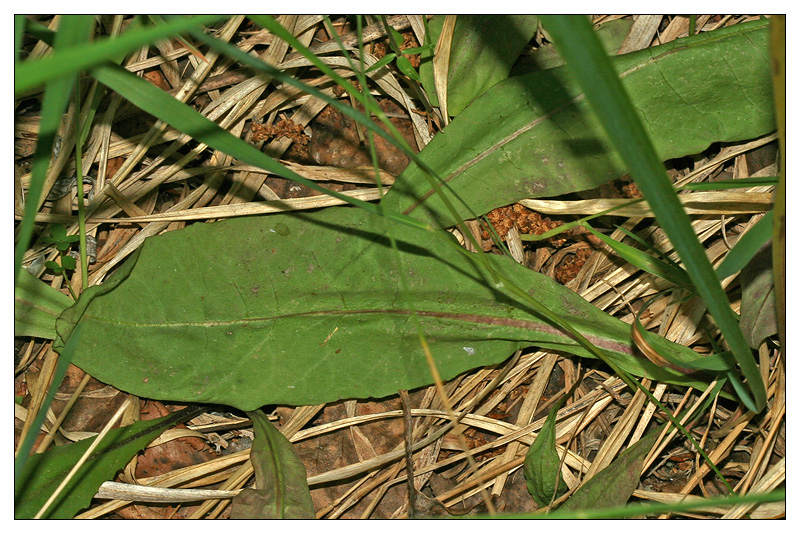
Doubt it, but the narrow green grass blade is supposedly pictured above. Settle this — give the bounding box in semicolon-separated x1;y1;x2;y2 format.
243;16;412;157
242;15;475;223
14;15;94;284
581;223;692;288
682;176;777;191
540;15;766;412
15;15;224;93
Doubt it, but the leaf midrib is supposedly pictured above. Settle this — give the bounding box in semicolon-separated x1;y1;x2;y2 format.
82;308;635;356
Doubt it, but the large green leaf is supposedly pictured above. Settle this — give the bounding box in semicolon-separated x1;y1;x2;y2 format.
385;20;774;228
231;410;314;519
15;408;200;519
56;207;714;411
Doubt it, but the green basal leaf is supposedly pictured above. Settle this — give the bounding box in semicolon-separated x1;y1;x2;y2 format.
739;244;779;348
231;410;314;519
57;207;715;410
524;403;567;507
558;427;660;513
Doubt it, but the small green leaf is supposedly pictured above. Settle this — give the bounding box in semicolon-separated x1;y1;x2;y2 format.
395;54;420;82
42;224;81;252
524;403;567;507
739;244;778;348
15;269;73;339
401;44;433;55
231;410;314;519
44;261;62;272
558;427;660;513
60;255;77;271
388;26;404;49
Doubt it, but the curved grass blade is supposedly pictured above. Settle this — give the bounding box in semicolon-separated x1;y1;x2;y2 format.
581;223;692;288
14;15;224;93
540;15;766;412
